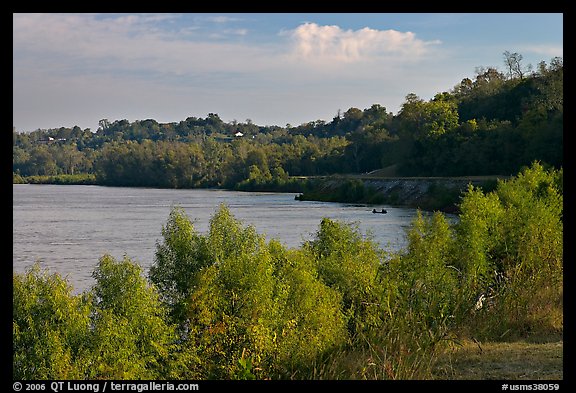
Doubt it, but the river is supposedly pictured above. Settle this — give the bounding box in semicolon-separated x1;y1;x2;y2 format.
13;184;427;293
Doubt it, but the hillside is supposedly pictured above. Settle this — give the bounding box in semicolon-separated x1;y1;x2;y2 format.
13;54;562;204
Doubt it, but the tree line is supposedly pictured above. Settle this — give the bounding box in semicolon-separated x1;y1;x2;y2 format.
13;162;563;379
13;53;563;188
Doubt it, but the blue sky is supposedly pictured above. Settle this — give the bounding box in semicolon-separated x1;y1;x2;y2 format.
13;13;563;132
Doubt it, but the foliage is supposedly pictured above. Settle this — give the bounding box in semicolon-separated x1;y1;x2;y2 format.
14;257;197;380
150;206;212;324
306;218;383;334
296;178;385;205
88;255;186;379
13;162;562;380
370;211;466;378
151;204;349;379
13;264;92;379
13;172;26;183
458;162;563;339
20;173;97;185
270;246;348;376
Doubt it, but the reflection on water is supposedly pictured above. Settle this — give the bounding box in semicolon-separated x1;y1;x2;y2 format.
13;184;434;293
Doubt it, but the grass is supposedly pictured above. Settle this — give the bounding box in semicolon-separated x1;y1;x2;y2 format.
432;337;563;380
17;173;97;185
308;337;564;381
304;334;564;380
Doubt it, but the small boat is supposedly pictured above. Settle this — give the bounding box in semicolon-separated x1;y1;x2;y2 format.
372;208;387;214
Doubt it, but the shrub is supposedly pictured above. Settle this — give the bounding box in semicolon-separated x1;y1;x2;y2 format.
456;162;563;339
13;264;92;379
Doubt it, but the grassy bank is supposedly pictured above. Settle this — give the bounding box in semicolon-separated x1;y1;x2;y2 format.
13;173;97;185
295;178;386;205
300;336;563;380
432;338;563;380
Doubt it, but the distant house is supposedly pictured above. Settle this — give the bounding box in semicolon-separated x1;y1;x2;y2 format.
37;136;66;145
234;131;244;137
38;137;55;144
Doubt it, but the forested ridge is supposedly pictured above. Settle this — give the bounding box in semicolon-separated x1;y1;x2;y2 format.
13;54;563;190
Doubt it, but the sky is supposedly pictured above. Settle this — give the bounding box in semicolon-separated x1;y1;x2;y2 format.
13;13;563;133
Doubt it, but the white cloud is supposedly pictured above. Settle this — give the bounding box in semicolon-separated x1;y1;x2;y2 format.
206;16;243;24
13;14;452;131
229;28;248;36
286;22;441;65
13;15;441;80
520;44;563;58
13;13;272;77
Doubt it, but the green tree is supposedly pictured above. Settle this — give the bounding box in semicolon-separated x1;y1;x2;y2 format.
89;254;191;379
150;205;351;379
307;218;383;334
183;205;279;378
270;244;348;376
150;206;212;324
453;162;563;339
13;264;92;379
455;185;505;291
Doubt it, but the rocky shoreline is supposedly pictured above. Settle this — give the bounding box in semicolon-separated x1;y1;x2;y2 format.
295;175;508;213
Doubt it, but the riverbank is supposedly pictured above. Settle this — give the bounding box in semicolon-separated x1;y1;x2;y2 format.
13;172;97;185
294;175;508;213
13;172;508;213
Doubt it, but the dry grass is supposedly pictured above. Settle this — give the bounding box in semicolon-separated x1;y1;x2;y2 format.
432;338;563;380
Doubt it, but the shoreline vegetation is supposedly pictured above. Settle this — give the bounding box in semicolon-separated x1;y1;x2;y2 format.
13;162;563;380
12;171;504;214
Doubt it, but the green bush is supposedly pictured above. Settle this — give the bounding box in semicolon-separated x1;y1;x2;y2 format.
13;162;562;379
150;204;349;379
371;211;466;378
458;162;563;339
13;257;197;380
13;264;92;379
306;218;383;334
150;206;212;324
89;255;187;379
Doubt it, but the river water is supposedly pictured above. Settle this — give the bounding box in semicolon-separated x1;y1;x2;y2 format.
13;184;426;293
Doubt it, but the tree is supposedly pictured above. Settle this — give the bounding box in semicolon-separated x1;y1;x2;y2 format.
454;162;563;338
89;254;189;379
98;119;110;132
13;264;92;379
52;144;84;175
150;206;212;324
397;93;459;140
345;125;394;173
270;244;348;374
307;218;383;333
28;146;58;176
503;51;527;80
150;205;350;378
